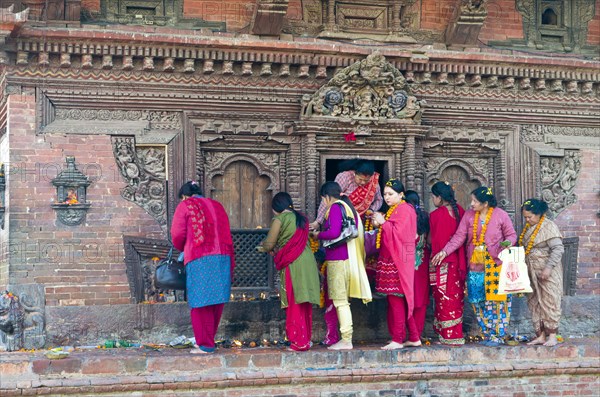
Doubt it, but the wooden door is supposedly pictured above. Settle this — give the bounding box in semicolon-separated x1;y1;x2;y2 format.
211;160;272;229
439;165;481;210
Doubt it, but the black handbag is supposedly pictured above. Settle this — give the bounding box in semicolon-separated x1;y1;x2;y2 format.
322;203;359;249
154;247;186;290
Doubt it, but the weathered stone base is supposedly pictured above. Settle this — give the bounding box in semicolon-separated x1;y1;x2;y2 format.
0;338;598;396
42;295;600;347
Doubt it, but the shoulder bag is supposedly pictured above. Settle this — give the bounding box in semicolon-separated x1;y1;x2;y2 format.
322;203;359;249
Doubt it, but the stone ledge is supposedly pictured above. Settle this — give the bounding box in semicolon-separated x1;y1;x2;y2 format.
0;338;598;396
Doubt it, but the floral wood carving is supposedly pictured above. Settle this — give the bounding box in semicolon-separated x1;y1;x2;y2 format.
301;52;425;125
540;151;581;217
55;109;181;130
112;137;167;227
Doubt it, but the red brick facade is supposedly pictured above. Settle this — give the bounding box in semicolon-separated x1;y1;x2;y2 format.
4;94;164;306
555;149;600;295
479;0;524;43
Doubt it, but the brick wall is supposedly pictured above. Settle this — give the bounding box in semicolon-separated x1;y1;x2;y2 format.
555;149;600;296
81;0;99;12
420;0;457;31
587;2;600;46
478;0;524;43
5;93;165;306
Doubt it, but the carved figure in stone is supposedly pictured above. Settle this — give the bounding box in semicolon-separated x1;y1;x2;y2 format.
301;52;423;124
535;79;546;91
540;151;581;217
0;292;23;351
354;88;377;118
520;78;531;90
0;291;45;351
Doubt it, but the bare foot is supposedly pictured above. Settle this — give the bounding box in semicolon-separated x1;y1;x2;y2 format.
190;347;210;354
543;334;558;347
327;340;353;350
527;334;546;346
404;340;422;347
381;341;404;350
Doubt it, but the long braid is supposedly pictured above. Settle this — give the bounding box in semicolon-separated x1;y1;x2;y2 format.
449;198;460;226
431;181;460;225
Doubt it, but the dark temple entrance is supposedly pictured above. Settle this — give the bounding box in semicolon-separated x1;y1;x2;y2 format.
325;158;388;212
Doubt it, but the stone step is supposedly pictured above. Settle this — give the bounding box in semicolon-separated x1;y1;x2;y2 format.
0;338;598;396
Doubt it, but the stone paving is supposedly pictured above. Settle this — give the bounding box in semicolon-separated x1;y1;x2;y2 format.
0;338;598;396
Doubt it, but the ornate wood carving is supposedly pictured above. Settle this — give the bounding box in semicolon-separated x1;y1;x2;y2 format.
540;150;581;218
112;136;167;227
301;52;425;125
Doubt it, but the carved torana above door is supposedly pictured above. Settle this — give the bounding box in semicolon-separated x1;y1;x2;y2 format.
301;52;425;125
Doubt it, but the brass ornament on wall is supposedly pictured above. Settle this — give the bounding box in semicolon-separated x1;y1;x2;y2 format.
50;156;92;226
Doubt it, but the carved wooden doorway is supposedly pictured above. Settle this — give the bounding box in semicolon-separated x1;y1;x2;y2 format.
211;160;272;229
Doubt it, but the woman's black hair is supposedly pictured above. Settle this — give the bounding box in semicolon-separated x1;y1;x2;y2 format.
431;181;460;225
521;198;549;216
337;159;375;176
405;190;430;236
178;181;203;199
471;186;497;208
272;192;307;229
385;178;405;195
319;181;359;220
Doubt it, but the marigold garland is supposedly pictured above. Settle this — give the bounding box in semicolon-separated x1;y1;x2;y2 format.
375;203;401;249
471;207;494;264
518;214;545;255
309;236;320;253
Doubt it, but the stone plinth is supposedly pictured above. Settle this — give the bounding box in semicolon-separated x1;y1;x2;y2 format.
0;338;598;396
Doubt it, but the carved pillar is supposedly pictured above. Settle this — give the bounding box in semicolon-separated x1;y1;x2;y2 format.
304;132;319;219
326;0;336;30
392;0;402;33
402;135;416;190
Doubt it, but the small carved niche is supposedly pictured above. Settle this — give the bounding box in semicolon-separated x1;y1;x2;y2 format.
50;156;91;226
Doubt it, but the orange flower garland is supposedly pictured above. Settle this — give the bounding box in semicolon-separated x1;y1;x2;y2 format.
375;203;400;249
518;214;545;256
309;236;320;253
471;207;494;264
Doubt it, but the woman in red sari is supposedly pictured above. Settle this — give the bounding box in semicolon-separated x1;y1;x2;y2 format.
405;190;430;339
259;192;321;351
371;179;417;350
428;181;466;345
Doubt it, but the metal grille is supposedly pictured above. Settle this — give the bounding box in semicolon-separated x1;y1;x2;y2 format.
231;229;277;297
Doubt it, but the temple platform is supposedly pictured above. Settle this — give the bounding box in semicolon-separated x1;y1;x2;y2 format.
1;338;598;396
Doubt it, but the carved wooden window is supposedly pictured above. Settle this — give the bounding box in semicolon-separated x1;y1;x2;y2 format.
211;161;272;229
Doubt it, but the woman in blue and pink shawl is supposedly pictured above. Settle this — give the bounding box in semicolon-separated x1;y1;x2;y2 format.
171;181;235;354
260;192;320;351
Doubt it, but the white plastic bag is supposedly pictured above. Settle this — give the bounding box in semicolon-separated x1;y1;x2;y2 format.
497;247;533;294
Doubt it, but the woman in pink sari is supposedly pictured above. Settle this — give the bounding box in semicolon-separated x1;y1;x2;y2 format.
259;192;321;351
371;179;417;350
171;181;235;354
428;181;466;345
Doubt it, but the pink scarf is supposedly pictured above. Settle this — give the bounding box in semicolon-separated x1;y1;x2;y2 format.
273;220;309;271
